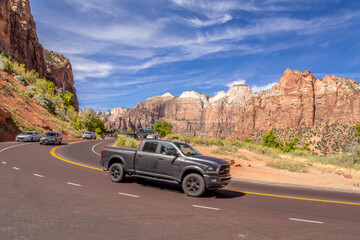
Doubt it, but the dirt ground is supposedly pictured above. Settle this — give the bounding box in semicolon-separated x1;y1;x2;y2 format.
195;146;360;192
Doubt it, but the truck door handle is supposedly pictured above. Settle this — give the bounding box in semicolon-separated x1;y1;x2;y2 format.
138;155;143;157
159;157;164;160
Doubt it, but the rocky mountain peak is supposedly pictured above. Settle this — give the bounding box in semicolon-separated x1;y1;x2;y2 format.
161;92;174;97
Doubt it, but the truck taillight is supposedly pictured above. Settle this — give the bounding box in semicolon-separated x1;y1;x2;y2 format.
101;151;103;158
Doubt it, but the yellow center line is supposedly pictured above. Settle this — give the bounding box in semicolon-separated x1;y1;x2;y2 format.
227;189;360;206
51;141;360;206
50;141;106;172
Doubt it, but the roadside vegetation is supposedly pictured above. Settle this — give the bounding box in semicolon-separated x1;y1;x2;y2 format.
153;119;173;138
0;51;106;138
164;128;360;172
114;135;139;148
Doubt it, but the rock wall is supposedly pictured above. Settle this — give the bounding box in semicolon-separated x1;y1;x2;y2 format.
0;0;79;110
106;69;360;137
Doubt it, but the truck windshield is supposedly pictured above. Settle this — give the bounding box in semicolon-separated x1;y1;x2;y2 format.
175;143;200;156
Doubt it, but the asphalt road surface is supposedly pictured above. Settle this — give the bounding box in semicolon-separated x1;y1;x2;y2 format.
1;140;360;240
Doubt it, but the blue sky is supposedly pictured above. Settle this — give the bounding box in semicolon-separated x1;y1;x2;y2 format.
30;0;360;110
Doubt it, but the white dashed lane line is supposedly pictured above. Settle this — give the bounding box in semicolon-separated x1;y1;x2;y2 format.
289;218;324;224
118;192;140;198
33;174;44;178
0;143;33;153
2;161;6;164
192;205;220;211
12;167;20;170
66;182;82;187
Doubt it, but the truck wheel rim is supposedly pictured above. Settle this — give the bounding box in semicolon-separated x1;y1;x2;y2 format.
110;166;120;179
185;177;200;194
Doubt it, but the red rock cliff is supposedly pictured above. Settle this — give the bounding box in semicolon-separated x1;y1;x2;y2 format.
106;69;360;137
0;0;79;110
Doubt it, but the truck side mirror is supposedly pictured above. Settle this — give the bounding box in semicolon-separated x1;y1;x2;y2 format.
165;150;178;156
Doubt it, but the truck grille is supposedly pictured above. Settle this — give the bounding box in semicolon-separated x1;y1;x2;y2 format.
218;164;230;175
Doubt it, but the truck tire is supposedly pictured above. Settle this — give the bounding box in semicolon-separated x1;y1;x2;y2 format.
182;173;206;197
109;163;125;182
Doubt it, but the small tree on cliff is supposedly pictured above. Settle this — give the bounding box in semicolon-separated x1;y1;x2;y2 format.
153;120;173;138
355;123;360;143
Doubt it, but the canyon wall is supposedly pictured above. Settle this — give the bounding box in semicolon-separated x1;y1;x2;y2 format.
106;69;360;137
0;0;79;110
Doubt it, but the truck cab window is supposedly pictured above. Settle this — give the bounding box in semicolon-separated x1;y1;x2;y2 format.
160;142;176;154
142;142;158;153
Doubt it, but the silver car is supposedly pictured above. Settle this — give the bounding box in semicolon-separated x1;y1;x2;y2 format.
40;132;62;145
15;132;42;142
83;132;96;140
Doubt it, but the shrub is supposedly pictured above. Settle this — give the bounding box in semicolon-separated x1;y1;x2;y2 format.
2;60;12;73
14;75;28;86
114;136;139;148
262;130;282;148
34;93;56;113
23;69;39;84
12;62;26;76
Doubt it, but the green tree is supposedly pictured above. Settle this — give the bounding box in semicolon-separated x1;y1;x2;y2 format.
262;130;282;148
83;113;107;137
355;123;360;143
153;120;173;138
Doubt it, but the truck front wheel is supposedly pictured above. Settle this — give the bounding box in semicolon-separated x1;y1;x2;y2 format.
182;173;206;197
109;163;125;182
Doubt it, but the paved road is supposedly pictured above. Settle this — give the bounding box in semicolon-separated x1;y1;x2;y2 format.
1;140;360;240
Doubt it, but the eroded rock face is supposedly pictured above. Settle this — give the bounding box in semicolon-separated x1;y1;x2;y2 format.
106;69;360;137
0;0;79;110
43;50;79;110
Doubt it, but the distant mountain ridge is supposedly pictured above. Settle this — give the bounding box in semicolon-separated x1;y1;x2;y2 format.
0;0;78;110
104;69;360;137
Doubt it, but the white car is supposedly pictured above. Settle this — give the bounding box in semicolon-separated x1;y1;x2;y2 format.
15;132;42;142
83;132;96;140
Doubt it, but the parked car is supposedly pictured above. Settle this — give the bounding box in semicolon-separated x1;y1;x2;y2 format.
83;132;96;140
146;134;158;139
40;132;62;145
100;139;231;197
15;132;42;142
126;133;138;139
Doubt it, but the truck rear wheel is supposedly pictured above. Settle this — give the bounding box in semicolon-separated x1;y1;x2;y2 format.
182;173;205;197
109;163;125;182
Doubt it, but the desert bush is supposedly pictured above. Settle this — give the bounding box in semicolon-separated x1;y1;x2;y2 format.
12;62;26;76
23;69;39;84
0;63;5;71
34;93;56;113
14;75;28;86
114;136;139;148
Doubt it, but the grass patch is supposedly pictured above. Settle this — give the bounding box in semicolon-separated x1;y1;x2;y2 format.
266;160;309;173
235;154;249;160
114;136;139;148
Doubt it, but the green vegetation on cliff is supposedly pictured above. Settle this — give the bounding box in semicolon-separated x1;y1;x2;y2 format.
0;52;105;139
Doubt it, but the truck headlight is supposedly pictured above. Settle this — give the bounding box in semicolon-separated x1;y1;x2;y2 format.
206;167;216;172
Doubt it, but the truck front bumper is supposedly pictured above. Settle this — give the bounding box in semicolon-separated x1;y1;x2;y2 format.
204;174;231;190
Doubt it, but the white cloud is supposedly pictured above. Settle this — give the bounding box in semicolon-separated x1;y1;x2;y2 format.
186;14;232;27
66;0;120;16
227;79;246;87
71;57;115;81
251;82;277;93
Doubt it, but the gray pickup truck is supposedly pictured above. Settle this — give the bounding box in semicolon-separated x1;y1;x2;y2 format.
100;139;231;197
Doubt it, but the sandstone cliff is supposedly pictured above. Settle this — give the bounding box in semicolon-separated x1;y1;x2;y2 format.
106;69;360;137
0;0;78;110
